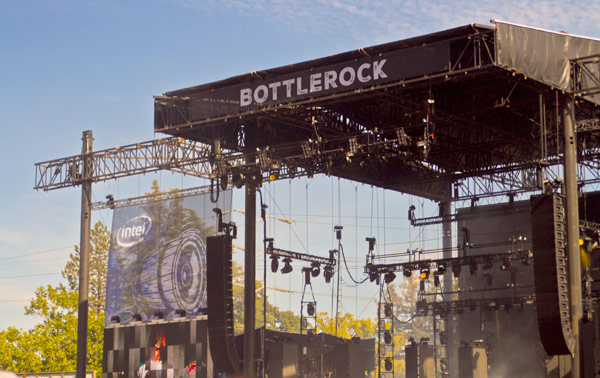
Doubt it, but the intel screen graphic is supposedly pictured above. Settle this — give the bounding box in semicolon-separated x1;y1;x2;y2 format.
105;191;232;325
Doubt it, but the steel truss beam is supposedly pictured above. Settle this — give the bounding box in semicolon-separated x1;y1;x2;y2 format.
266;243;336;266
365;249;532;274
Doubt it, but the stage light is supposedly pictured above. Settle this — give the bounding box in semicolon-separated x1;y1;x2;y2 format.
323;265;334;283
384;331;392;344
437;263;447;275
311;262;321;277
434;273;440;287
153;311;164;319
521;250;533;265
132;313;142;321
384;358;393;371
419;267;430;280
175;309;186;317
469;260;477;277
416;299;428;316
482;258;493;271
384;303;393;318
403;266;412;278
384;270;396;284
303;267;311;285
451;262;461;278
281;257;293;274
110;315;120;324
307;302;315;316
500;257;512;271
231;169;246;188
369;269;379;283
270;255;280;273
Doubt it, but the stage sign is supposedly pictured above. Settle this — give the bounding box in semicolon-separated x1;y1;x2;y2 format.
105;191;232;325
155;41;451;129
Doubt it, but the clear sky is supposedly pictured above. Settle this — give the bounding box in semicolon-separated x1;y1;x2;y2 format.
1;0;599;330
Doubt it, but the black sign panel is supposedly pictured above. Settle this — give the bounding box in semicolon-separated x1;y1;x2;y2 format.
183;42;450;123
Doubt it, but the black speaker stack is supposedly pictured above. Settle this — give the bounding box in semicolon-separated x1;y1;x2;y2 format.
531;193;574;355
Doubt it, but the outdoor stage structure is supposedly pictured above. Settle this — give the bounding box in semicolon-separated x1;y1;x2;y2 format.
34;20;600;377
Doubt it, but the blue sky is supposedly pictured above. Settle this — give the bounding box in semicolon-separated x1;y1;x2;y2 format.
1;0;599;330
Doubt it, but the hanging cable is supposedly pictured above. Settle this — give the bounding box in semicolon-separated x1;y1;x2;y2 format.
340;244;368;285
209;176;220;203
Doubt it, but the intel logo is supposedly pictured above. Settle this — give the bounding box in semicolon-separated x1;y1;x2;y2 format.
116;215;152;247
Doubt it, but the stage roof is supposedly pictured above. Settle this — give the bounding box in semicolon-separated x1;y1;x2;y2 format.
154;22;600;201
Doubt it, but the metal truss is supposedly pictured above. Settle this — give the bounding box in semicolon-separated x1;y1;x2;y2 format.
365;249;531;275
90;184;214;211
34;137;230;191
266;242;336;266
414;294;536;317
571;54;600;97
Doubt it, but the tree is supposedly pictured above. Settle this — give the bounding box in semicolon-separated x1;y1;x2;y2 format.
62;221;110;314
315;312;377;339
0;221;109;374
232;261;300;334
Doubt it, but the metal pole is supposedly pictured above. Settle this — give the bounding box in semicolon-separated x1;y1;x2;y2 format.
563;97;582;378
244;179;257;378
76;130;93;378
441;200;456;377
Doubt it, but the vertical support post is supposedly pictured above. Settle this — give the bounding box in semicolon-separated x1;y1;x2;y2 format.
441;200;456;377
244;179;257;378
563;97;582;378
76;130;93;378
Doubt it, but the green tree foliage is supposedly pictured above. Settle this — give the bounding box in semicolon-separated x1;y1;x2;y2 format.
0;221;109;374
231;261;300;334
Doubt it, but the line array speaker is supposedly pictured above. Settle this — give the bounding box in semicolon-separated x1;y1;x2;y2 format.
207;234;242;373
531;194;574;355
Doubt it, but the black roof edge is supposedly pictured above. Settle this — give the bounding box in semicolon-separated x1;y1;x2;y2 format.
162;23;495;97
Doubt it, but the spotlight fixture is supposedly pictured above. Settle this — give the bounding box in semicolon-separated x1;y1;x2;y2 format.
482;258;493;272
416;299;428;316
469;302;477;312
384;331;392;344
403;265;412;278
451;262;461;278
132;313;143;321
281;258;293;274
521;250;533;265
153;311;164;319
302;267;311;285
110;315;120;324
369;269;379;283
231;168;246;188
270;255;280;273
384;303;393;318
469;259;478;277
419;267;430;280
311;262;321;277
307;302;316;316
384;358;393;371
323;265;334;283
437;263;447;275
384;270;396;284
175;309;186;318
500;257;512;271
